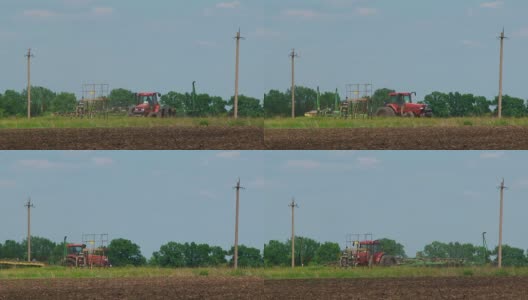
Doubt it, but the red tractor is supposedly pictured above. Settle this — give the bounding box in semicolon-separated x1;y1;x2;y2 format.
128;92;173;117
376;92;432;118
65;243;110;268
340;239;398;267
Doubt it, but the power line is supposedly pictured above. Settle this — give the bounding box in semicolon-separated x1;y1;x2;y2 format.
497;178;508;268
289;198;299;268
290;49;299;119
25;49;35;120
233;178;245;269
233;29;245;119
24;197;35;262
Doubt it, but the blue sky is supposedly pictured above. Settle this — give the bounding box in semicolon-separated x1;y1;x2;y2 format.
1;150;527;258
1;0;528;101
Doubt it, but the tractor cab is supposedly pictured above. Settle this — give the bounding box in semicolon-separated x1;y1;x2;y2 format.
129;92;162;117
376;92;432;118
67;244;86;255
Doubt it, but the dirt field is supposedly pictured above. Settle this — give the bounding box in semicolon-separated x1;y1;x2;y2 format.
0;127;264;150
1;126;528;150
265;127;528;150
1;276;527;299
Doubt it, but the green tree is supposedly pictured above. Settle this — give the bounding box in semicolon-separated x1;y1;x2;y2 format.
287;236;320;266
107;238;146;267
473;96;491;116
423;241;449;258
264;90;289;117
20;237;56;262
424;92;449;117
493;95;527;117
228;245;263;267
50;92;77;113
108;88;135;108
286;86;317;117
493;245;527;266
314;242;341;265
370;88;395;112
320;91;340;111
161;92;192;116
263;240;289;266
21;86;56;116
1;90;25;116
378;238;407;258
229;95;263;117
1;240;23;259
209;96;228;116
150;242;186;267
207;246;227;266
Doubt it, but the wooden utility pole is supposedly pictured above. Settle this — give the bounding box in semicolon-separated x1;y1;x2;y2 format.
233;178;244;269
26;49;34;119
289;198;299;268
290;49;299;119
233;30;244;119
25;198;34;262
498;29;507;119
498;179;507;268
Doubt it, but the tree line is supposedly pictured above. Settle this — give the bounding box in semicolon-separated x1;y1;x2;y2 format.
3;236;526;267
2;86;528;118
0;87;264;118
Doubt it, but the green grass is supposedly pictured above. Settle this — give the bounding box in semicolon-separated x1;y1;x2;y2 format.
2;266;528;280
0;116;263;129
264;117;528;129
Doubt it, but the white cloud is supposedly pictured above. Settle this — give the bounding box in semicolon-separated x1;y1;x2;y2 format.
285;160;322;169
480;1;504;9
17;159;58;169
216;1;240;9
92;7;113;16
195;40;217;47
356;7;378;16
91;157;114;166
23;10;59;18
199;190;216;199
247;177;277;189
216;151;241;159
253;28;281;39
480;151;505;159
0;180;16;188
282;9;320;19
461;40;481;47
513;27;528;38
357;157;381;168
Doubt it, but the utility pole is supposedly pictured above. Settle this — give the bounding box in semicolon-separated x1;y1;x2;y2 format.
233;29;245;119
233;178;244;269
25;49;34;119
498;29;507;119
290;49;299;119
289;198;299;268
498;179;507;268
25;197;34;262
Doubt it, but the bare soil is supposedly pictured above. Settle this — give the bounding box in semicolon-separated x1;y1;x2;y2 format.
264;127;528;150
1;126;528;150
0;127;264;150
0;276;527;299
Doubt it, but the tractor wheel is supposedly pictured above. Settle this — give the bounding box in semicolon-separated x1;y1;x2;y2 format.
148;111;160;118
376;107;396;117
380;255;397;267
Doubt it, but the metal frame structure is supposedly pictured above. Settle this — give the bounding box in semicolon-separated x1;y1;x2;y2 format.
82;233;109;254
76;83;110;118
342;84;373;119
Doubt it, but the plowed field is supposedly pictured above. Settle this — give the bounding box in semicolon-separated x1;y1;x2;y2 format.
264;127;528;150
1;126;528;149
1;276;527;299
